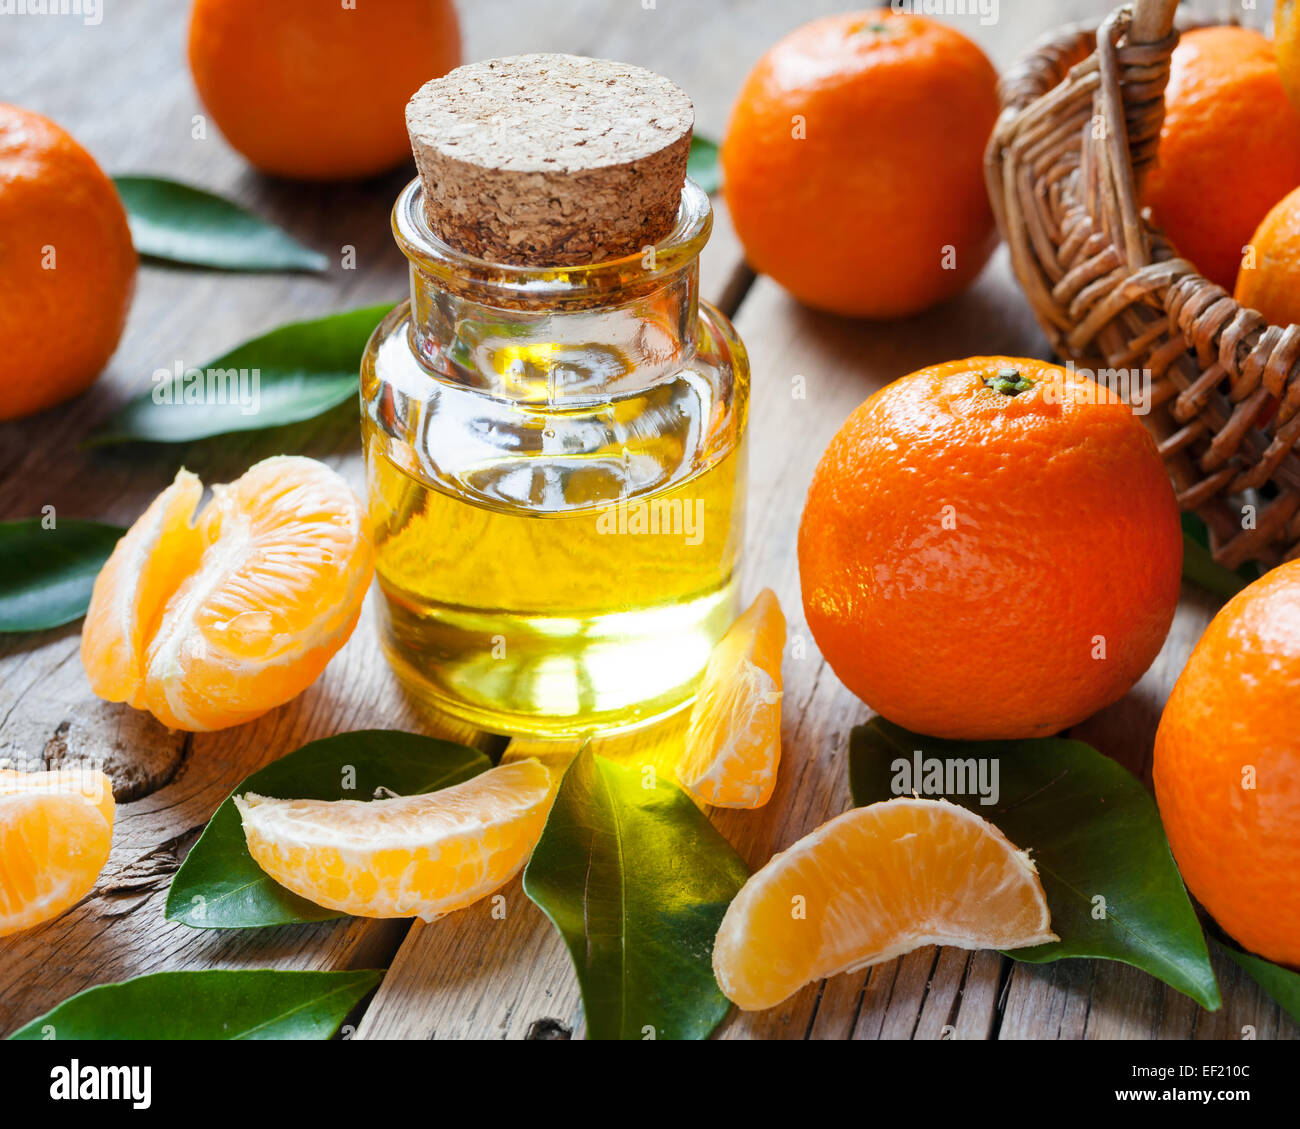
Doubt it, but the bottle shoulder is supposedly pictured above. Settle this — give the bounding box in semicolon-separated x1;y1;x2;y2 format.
361;297;747;512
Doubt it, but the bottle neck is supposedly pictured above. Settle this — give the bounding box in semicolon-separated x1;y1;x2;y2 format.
392;178;711;405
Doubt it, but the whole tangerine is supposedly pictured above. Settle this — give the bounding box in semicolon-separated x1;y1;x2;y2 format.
798;357;1183;740
1275;0;1300;116
721;9;1000;318
0;104;136;422
1154;560;1300;968
1144;26;1300;292
187;0;462;180
1234;185;1300;328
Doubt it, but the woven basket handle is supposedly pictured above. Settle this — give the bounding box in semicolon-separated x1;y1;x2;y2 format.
1130;0;1179;43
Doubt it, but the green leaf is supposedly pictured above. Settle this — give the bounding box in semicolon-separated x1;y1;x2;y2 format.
89;301;394;445
1181;513;1258;600
1220;943;1300;1025
7;969;380;1040
688;134;721;195
0;519;124;633
523;747;749;1040
849;717;1221;1011
114;175;328;273
166;730;490;929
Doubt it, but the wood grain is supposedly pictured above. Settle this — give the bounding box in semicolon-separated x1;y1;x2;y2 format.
1;0;1293;1041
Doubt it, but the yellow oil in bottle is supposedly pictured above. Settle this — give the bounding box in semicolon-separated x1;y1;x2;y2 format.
361;302;748;737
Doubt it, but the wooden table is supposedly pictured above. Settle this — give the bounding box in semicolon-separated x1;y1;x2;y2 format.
2;0;1294;1041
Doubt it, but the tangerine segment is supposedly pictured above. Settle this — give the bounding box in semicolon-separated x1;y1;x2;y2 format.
678;589;786;809
0;769;115;937
83;456;373;732
235;760;554;921
81;469;206;709
713;797;1056;1011
144;457;372;731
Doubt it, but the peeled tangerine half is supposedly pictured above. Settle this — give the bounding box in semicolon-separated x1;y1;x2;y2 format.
713;797;1057;1011
81;456;373;732
0;768;115;937
234;760;554;921
677;588;786;808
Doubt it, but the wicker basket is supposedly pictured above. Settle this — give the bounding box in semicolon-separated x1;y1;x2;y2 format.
986;0;1300;571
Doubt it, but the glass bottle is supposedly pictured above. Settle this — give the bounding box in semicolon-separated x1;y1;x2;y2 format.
361;175;748;737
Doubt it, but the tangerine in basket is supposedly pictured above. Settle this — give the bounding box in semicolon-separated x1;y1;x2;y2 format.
0;104;136;421
1275;0;1300;117
1234;185;1300;329
721;9;1000;318
188;0;462;179
0;768;115;937
1154;560;1300;968
797;357;1183;740
81;456;373;732
1144;26;1300;292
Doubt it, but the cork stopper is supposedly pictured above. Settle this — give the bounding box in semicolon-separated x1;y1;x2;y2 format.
405;54;694;266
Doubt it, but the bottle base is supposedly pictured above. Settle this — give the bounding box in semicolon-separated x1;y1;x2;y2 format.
375;578;737;739
384;647;699;740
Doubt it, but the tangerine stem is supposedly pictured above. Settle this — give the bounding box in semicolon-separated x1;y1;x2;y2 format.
983;367;1036;395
